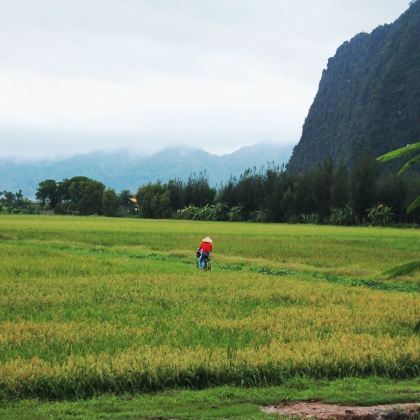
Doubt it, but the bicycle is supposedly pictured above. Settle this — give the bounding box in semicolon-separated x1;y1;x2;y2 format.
202;256;211;271
196;252;211;271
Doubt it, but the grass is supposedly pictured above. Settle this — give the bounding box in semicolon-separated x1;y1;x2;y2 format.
381;260;420;279
0;378;419;419
0;215;419;416
2;215;420;277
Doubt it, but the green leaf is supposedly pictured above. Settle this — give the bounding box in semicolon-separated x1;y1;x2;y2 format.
398;154;420;174
377;142;420;162
407;196;420;213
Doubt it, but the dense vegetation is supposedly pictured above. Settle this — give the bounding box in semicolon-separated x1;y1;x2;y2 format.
27;176;137;217
0;190;39;214
11;154;417;224
0;216;418;403
289;0;420;172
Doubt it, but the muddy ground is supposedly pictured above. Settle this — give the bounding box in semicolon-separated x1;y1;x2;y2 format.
261;402;420;419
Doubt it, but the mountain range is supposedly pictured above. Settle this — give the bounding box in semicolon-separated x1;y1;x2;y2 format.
4;2;418;193
0;143;293;197
289;0;420;171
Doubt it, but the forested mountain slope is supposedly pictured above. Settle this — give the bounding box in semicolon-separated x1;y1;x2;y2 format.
0;143;292;197
288;0;420;171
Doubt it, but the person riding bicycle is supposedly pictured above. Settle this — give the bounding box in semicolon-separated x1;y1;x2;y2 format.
196;237;213;270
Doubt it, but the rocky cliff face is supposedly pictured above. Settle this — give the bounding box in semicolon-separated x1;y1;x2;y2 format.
288;0;420;171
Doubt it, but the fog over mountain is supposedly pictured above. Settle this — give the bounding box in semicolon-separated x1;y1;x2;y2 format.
0;143;293;197
0;0;409;159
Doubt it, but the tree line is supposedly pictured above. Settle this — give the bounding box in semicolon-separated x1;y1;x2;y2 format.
133;155;419;225
1;155;419;225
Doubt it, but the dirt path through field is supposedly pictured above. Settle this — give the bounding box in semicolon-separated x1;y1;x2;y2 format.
261;402;420;418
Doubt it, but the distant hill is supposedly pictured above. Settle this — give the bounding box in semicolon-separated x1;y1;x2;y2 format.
288;0;420;171
0;143;293;197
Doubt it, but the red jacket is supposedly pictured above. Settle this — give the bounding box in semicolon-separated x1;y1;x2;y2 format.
199;242;213;253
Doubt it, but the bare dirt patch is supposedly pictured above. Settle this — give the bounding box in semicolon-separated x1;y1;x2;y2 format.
261;402;420;419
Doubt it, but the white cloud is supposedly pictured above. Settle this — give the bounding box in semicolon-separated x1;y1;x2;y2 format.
0;0;410;158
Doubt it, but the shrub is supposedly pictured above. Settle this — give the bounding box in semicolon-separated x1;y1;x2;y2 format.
330;206;355;226
227;206;243;222
367;204;394;226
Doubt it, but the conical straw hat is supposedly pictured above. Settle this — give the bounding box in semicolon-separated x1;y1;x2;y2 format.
202;236;213;243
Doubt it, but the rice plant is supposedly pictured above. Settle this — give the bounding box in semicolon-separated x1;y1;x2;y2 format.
0;215;418;399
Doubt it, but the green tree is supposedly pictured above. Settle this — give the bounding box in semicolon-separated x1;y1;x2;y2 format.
331;163;349;209
102;188;121;217
184;173;215;207
236;169;263;217
136;183;172;219
217;177;238;208
166;179;185;210
0;190;37;214
312;157;333;223
119;190;138;215
376;174;406;218
262;167;288;222
36;179;61;209
59;177;105;215
351;155;378;222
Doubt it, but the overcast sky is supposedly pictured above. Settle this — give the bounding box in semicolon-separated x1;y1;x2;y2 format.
0;0;410;159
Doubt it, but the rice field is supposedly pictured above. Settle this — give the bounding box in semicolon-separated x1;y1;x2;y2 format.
0;215;419;403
